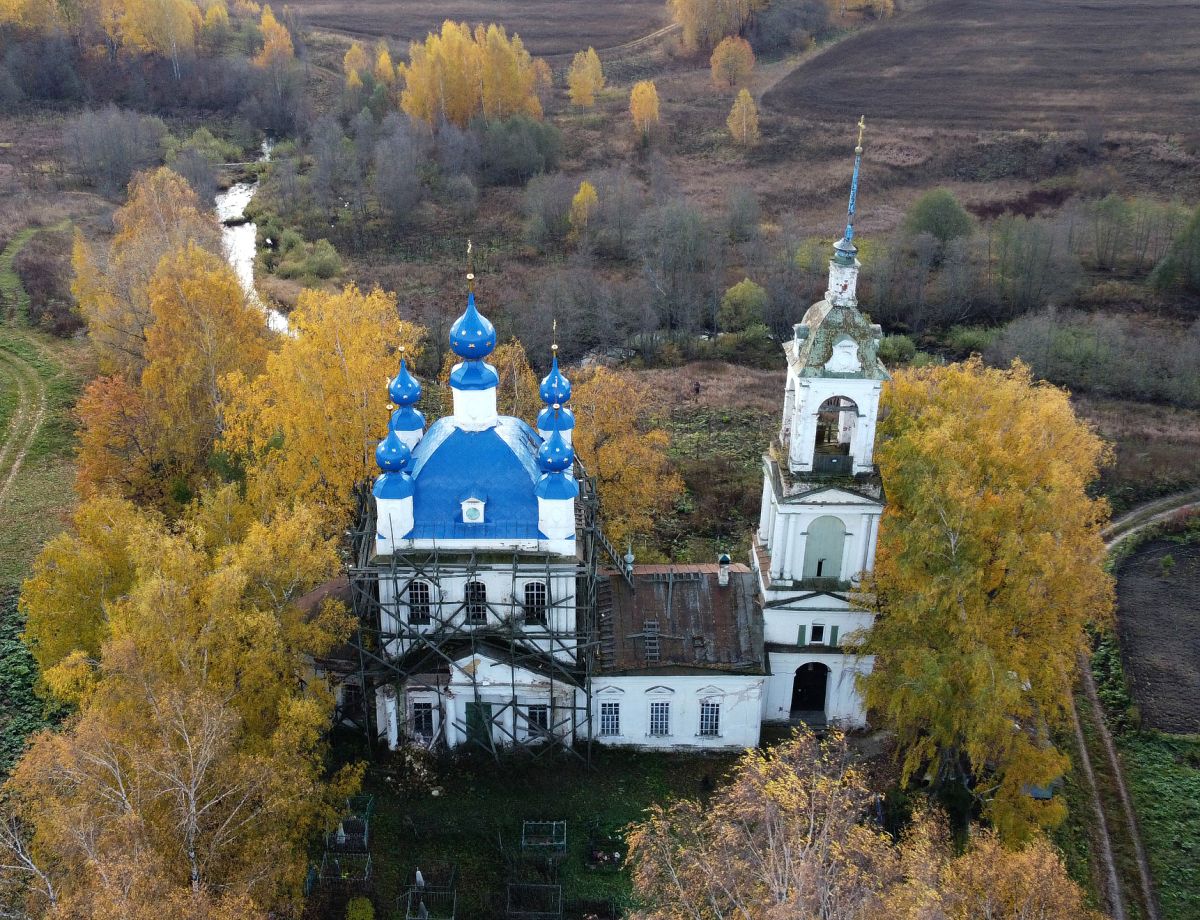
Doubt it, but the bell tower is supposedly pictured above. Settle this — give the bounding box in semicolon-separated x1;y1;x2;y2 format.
754;119;888;730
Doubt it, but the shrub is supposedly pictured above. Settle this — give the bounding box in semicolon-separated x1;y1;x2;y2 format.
523;173;576;250
308;239;342;279
345;897;374;920
13;229;82;336
718;279;768;332
877;334;916;365
944;325;996;355
479;115;561;185
63;106;167;194
902;189;973;245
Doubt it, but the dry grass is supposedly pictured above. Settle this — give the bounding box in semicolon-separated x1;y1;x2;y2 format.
290;0;668;55
764;0;1200;132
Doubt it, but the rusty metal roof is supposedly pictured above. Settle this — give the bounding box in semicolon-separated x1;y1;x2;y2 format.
598;565;764;675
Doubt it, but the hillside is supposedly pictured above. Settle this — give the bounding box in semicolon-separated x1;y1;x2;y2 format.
764;0;1200;131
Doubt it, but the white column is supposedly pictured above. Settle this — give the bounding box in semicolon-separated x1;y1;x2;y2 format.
865;513;880;573
859;512;872;579
382;685;400;750
770;510;786;579
758;476;773;542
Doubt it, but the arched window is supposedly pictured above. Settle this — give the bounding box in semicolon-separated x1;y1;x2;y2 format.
524;581;548;625
465;581;487;624
408;580;432;625
803;515;846;581
813;396;858;473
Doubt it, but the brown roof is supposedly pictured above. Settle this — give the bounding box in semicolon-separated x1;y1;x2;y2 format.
295;574;353;618
599;565;764;675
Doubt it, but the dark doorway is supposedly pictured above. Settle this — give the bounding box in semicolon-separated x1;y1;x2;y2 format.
464;702;493;748
791;663;829;714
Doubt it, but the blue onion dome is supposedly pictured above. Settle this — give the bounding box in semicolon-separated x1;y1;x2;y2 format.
535;469;579;500
537;403;575;432
539;349;572;406
449;292;497;359
537;406;574;473
449;359;500;391
388;355;422;406
375;428;411;473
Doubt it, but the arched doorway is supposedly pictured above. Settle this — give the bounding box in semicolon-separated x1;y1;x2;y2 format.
803;515;846;581
791;663;830;716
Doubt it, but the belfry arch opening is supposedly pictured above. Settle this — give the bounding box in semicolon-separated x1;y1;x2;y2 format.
803;515;846;582
813;396;858;474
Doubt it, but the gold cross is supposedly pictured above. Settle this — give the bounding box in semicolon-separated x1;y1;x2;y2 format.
857;115;866;148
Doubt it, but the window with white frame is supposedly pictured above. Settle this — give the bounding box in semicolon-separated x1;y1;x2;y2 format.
465;581;487;624
408;580;432;625
524;581;547;625
810;623;825;645
526;704;549;736
649;701;670;736
599;702;620;736
699;700;720;737
411;701;434;738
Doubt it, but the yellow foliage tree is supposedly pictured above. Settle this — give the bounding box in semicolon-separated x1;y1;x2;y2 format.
669;0;755;52
629;80;660;138
252;3;292;68
73;167;221;376
571;366;683;548
726;88;760;146
398;20;544;127
373;39;395;85
862;357;1113;841
221;285;424;528
627;728;1103;919
342;39;368;83
710;35;754;87
121;0;202;78
0;0;60;31
566;46;604;107
569;180;598;239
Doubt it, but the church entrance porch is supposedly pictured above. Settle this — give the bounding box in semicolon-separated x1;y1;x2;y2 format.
790;662;829;724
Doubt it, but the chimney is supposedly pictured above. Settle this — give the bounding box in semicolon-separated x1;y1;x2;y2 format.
623;545;635;579
717;552;732;587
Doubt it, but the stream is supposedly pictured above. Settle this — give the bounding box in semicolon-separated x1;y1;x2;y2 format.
215;140;288;333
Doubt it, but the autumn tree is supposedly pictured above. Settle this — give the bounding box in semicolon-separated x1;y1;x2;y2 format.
710;35;754;87
627;728;1103;920
121;0;202;79
373;39;395;86
342;39;369;84
398;20;545;127
252;3;294;107
726;87;759;146
566;46;604;107
629;80;660;139
73;167;222;376
862;358;1113;841
670;0;755;51
221;285;424;527
9;488;356;917
718;277;767;331
571;366;684;548
569;180;599;240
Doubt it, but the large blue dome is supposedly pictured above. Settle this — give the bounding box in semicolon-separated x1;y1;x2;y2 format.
449;292;497;359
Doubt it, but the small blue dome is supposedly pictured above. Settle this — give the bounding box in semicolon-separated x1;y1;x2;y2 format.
538;422;574;474
449;359;500;391
449;292;496;359
390;405;426;432
388;358;422;406
535;471;579;500
375;429;411;472
539;355;571;405
374;470;415;499
537;404;575;432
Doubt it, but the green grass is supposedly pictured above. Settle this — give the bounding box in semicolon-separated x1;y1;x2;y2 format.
1119;733;1200;920
334;738;738;920
0;589;60;776
1050;720;1102;911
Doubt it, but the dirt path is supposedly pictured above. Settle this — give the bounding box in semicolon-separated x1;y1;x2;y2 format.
0;343;47;514
1069;490;1200;920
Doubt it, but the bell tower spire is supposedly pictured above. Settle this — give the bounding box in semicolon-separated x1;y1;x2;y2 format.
828;116;866;309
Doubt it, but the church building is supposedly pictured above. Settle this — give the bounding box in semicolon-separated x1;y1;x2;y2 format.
308;128;888;755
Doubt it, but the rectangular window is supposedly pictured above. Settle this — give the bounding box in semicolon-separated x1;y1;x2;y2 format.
644;620;660;662
466;581;487;625
408;580;431;625
524;581;548;625
599;702;620;737
411;702;434;738
699;700;720;737
810;623;825;645
527;704;549;735
649;701;670;737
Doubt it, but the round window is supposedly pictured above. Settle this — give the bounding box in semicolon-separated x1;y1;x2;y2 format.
465;506;481;522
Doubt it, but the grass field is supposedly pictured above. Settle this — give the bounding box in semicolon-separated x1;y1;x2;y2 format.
764;0;1200;132
288;0;668;54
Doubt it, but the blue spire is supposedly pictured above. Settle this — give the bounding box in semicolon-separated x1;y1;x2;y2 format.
537;405;574;473
834;116;866;265
449;291;497;359
539;347;571;406
388;353;422;406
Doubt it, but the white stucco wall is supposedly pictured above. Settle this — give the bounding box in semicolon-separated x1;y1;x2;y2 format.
591;675;764;751
761;650;873;728
757;482;882;586
786;375;883;475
